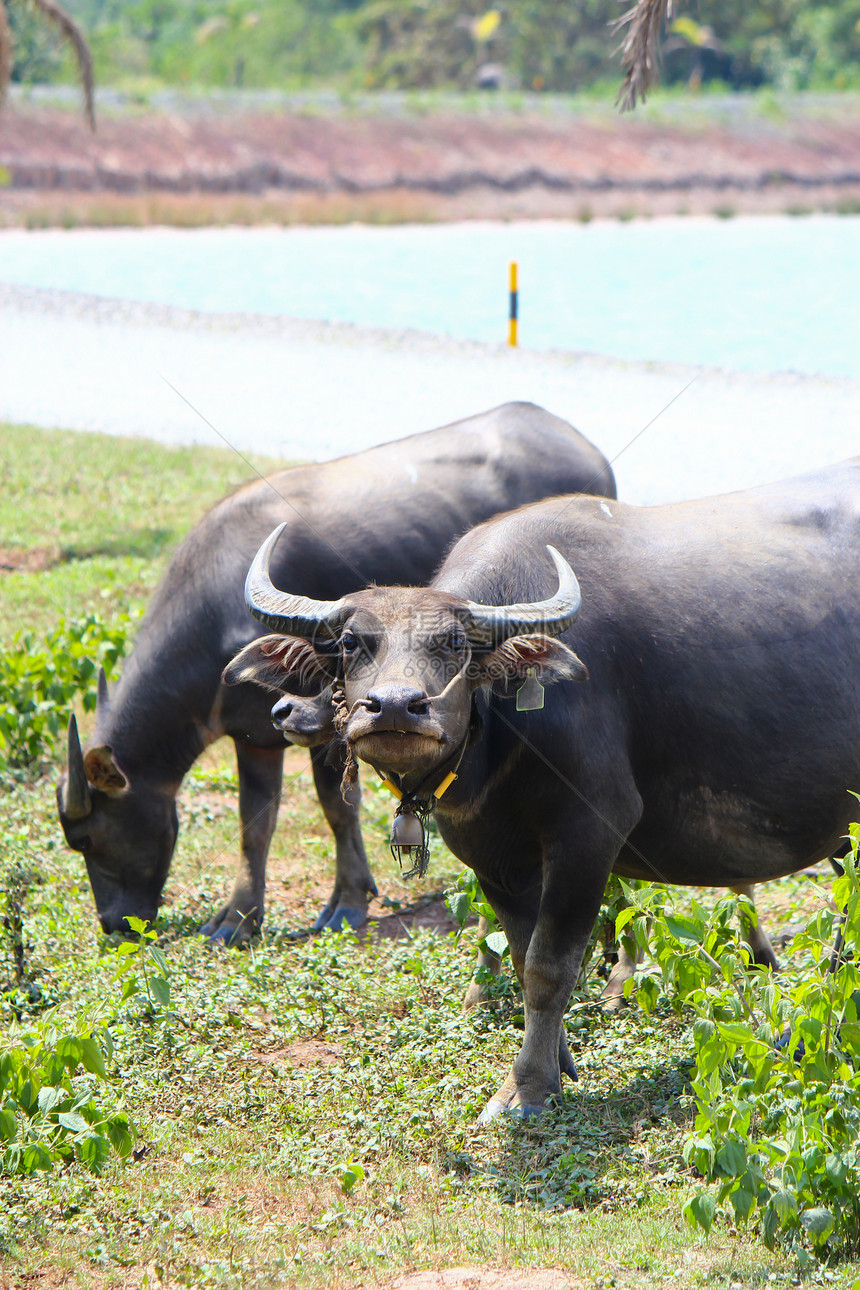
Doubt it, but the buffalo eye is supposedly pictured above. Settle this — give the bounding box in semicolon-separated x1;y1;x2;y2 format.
447;629;467;652
342;631;359;655
77;835;93;853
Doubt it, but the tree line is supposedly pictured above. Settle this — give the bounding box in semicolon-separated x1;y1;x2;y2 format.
8;0;860;96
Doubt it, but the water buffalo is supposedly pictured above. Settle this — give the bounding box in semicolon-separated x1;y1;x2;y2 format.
237;458;860;1118
56;402;616;942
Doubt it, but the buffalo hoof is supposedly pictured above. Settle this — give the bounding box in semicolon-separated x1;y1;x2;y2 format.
478;1098;548;1125
462;979;490;1010
774;1026;806;1060
313;904;367;932
203;922;252;947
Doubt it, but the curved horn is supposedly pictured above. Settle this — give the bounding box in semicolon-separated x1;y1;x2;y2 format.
96;666;110;718
61;714;92;820
460;546;582;644
245;523;347;640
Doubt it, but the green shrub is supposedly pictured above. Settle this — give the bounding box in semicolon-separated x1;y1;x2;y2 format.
621;836;860;1262
0;611;136;774
111;917;172;1014
0;1017;134;1176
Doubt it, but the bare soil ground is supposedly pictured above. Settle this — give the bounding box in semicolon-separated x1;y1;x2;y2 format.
2;98;860;226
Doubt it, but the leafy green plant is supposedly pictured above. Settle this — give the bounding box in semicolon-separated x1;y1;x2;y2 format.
447;869;511;1001
335;1155;366;1194
110;917;172;1013
0;1017;134;1176
0;610;135;774
621;838;860;1261
448;868;631;995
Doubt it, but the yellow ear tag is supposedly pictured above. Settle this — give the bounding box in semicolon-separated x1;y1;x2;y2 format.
516;668;545;712
434;771;458;800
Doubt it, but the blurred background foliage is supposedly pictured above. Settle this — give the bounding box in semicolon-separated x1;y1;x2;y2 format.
9;0;860;95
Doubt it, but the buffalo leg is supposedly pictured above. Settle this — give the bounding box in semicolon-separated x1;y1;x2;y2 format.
731;883;779;969
310;746;377;931
480;822;618;1122
474;873;580;1120
203;742;284;944
601;939;641;1011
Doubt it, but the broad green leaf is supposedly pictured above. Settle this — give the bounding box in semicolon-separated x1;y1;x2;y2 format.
715;1139;747;1178
37;1085;66;1117
78;1133;111;1174
22;1142;52;1174
614;906;636;934
106;1114;134;1156
730;1185;755;1221
446;891;471;928
684;1191;715;1232
80;1037;107;1080
57;1110;90;1134
771;1188;798;1222
482;931;508;957
799;1206;835;1244
665;914;701;943
150;976;170;1008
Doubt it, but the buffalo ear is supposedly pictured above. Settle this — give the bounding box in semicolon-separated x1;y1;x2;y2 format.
83;745;129;795
222;634;334;693
477;633;588;693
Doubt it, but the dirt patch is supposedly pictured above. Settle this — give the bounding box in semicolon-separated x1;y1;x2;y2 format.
368;895;458;940
3;100;860;226
381;1270;578;1290
257;1039;344;1068
0;546;59;573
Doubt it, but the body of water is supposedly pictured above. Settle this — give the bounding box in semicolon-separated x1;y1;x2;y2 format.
1;215;858;378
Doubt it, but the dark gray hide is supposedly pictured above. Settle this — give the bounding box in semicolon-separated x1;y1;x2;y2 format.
56;401;616;941
241;459;860;1117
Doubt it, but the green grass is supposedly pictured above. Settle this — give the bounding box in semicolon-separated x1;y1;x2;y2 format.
0;422;283;642
1;422;859;1288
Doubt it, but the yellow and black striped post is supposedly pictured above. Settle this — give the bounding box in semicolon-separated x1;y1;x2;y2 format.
508;260;518;346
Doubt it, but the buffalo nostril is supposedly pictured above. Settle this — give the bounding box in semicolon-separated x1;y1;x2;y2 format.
272;700;293;727
366;686;430;717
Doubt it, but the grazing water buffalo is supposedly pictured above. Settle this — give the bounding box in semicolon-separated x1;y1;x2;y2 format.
56;402;616;941
237;459;860;1118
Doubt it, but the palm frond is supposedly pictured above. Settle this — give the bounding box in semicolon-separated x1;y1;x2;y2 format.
27;0;95;128
613;0;673;113
0;2;13;109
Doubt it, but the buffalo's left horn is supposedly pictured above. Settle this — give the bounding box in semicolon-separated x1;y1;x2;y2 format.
97;666;110;716
459;545;582;645
61;714;92;820
245;523;347;639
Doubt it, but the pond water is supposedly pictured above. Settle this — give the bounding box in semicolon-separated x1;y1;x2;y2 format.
1;215;858;378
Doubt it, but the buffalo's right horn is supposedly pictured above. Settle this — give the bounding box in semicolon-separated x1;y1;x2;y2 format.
61;714;92;820
459;545;582;645
245;523;347;639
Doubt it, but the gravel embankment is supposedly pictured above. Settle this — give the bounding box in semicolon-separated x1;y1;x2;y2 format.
2;280;858;506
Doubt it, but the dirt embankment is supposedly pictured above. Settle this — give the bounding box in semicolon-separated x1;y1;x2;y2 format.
2;97;860;225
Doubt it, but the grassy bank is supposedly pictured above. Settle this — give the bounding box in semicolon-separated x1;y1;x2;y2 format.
0;422;857;1288
4;89;860;229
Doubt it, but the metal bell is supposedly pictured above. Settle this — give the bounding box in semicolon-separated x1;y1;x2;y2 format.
390;811;424;850
389;808;430;879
